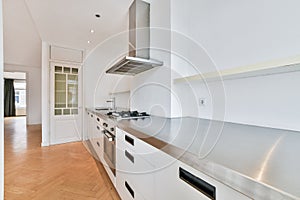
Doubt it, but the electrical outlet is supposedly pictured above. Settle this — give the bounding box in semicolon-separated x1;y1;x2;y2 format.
199;98;206;106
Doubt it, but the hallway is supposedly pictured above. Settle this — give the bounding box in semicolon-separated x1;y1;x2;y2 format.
4;117;119;200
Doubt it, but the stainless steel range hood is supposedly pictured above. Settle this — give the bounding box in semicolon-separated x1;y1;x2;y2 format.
106;0;163;76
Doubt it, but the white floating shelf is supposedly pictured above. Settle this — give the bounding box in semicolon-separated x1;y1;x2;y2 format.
174;56;300;84
109;90;130;95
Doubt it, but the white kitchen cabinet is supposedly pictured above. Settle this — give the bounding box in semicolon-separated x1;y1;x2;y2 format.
116;175;145;200
154;157;251;200
116;128;155;200
91;116;104;162
86;111;94;142
84;111;102;160
83;111;89;141
85;112;104;162
116;127;252;200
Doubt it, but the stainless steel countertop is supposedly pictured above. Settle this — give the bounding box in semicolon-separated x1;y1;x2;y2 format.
87;108;300;200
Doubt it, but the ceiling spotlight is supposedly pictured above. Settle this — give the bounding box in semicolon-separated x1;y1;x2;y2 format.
90;29;95;33
95;14;101;18
87;41;91;44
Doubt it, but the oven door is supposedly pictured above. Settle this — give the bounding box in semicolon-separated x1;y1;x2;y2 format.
102;129;116;176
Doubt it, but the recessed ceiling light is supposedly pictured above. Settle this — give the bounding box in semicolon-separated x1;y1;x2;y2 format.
87;41;91;44
90;29;95;33
95;14;101;18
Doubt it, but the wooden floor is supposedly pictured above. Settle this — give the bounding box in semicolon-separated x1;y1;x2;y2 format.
4;117;120;200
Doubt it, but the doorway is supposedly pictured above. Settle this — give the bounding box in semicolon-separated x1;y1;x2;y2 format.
49;63;82;145
3;72;27;117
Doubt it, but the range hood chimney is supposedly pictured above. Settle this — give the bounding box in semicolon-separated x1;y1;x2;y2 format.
106;0;163;75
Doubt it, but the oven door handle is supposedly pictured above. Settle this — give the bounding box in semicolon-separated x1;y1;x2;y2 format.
102;130;114;142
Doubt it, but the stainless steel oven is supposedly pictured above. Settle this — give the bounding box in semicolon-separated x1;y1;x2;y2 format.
101;121;116;176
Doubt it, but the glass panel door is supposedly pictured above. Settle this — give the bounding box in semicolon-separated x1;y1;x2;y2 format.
54;66;78;116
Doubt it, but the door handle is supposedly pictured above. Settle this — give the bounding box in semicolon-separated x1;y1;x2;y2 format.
102;130;114;142
125;135;134;146
125;181;134;198
179;167;216;200
125;150;134;163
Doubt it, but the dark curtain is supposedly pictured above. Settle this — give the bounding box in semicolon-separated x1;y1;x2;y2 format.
4;79;16;117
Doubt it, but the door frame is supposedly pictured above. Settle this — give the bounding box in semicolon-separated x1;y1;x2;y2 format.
49;62;83;145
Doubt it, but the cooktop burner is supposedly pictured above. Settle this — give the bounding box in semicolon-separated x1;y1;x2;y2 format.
107;111;150;120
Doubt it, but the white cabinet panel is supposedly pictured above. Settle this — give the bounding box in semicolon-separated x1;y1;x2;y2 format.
117;172;145;200
116;128;155;200
174;162;251;200
117;141;155;200
86;111;94;142
116;128;251;200
91;123;103;161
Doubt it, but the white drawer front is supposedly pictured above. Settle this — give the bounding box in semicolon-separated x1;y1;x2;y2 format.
117;140;155;200
116;173;145;200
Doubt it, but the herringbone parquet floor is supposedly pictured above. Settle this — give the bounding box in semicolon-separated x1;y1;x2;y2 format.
4;117;120;200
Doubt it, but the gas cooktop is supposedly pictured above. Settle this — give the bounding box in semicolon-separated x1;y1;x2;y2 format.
107;111;150;120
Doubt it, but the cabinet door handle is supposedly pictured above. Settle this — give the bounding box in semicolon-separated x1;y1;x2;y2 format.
97;141;100;147
125;150;134;164
97;126;100;130
97;117;100;122
102;130;114;142
179;167;216;200
125;135;134;146
125;181;134;198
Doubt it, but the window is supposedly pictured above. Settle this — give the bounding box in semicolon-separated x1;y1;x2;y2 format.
54;66;79;116
14;80;26;116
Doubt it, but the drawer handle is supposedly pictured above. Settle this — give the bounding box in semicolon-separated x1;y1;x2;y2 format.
91;114;93;118
125;135;134;146
125;150;134;164
97;117;100;122
125;181;134;198
179;167;216;200
97;141;100;147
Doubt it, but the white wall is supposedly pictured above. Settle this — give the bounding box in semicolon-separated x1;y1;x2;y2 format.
0;0;4;198
3;72;26;79
171;0;300;71
84;32;132;109
170;0;300;131
83;0;300;131
3;0;42;125
130;0;172;117
41;42;50;146
4;64;41;124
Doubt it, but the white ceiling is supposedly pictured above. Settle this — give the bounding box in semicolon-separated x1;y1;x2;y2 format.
24;0;132;52
3;0;133;68
3;0;42;67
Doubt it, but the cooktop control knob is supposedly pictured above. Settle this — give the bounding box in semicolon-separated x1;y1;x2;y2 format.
110;127;114;132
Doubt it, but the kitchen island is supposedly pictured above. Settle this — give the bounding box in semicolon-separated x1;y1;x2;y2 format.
86;108;299;200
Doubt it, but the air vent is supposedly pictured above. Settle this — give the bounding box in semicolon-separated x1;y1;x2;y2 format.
106;0;163;76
